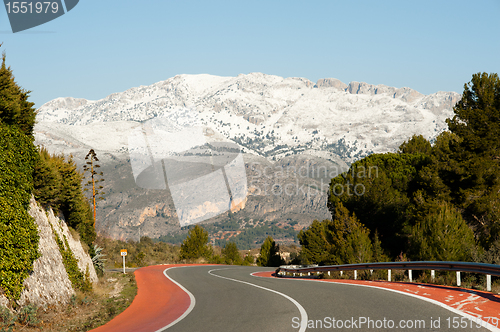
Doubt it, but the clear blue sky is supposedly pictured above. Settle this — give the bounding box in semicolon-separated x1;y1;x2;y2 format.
0;0;499;108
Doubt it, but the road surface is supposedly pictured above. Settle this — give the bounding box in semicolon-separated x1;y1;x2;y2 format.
162;265;494;331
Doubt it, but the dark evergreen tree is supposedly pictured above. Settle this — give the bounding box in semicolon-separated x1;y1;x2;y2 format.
299;202;372;265
257;236;284;267
333;202;373;264
33;147;62;208
410;200;476;261
55;155;95;246
372;230;389;262
445;73;500;246
328;152;430;257
297;220;333;264
0;53;36;137
399;134;432;155
33;148;96;246
447;72;500;157
413;131;459;203
0;52;39;300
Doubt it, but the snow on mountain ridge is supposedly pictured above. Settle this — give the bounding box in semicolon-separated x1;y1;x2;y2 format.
36;73;461;164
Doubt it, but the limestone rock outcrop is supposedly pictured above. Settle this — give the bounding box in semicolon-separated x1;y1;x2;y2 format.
9;197;98;308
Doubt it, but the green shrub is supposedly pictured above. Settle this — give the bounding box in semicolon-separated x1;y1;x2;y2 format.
17;304;38;327
179;225;212;261
0;306;15;331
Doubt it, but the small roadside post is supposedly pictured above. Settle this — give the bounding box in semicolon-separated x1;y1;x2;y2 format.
121;249;128;274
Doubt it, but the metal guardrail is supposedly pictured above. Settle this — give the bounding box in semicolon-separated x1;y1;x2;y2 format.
276;261;500;291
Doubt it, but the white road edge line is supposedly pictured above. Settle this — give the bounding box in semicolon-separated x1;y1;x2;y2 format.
208;268;308;332
252;274;500;332
153;267;197;332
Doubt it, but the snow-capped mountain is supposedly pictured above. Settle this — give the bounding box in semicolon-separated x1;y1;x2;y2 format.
36;73;460;164
34;73;461;242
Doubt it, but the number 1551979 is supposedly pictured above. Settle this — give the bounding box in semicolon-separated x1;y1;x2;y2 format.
5;2;60;14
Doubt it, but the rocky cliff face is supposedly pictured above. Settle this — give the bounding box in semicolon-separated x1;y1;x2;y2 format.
33;73;462;242
0;197;97;308
95;153;338;241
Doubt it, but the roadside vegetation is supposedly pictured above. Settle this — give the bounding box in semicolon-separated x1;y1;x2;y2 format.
0;50;139;331
0;271;137;332
291;72;500;291
158;216;299;249
97;235;180;269
0;52;40;302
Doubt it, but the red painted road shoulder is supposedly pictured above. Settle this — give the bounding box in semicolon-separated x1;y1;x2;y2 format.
253;271;500;328
91;264;200;332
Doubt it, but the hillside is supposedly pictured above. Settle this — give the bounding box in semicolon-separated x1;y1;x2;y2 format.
34;73;460;245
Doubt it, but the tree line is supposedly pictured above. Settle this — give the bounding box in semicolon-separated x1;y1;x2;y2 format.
163;73;500;270
0;52;97;300
298;72;500;266
177;225;284;267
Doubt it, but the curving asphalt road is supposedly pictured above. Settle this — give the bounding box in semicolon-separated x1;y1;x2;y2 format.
163;265;493;332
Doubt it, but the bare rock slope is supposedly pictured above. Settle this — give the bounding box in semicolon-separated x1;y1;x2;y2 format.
0;197;97;308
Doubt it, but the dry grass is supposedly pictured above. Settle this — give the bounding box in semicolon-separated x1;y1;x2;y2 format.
5;271;137;332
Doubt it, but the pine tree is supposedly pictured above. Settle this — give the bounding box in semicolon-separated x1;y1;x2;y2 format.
327;152;429;257
299;202;373;265
56;155;95;246
0;53;36;138
399;134;432;155
297;220;333;264
33;147;62;207
179;225;212;260
331;201;373;264
372;230;389;262
257;236;284;267
445;72;500;246
222;242;243;265
410;200;476;261
447;72;500;158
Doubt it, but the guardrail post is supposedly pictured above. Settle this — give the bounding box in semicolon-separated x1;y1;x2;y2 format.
278;262;499;289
